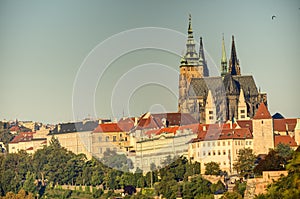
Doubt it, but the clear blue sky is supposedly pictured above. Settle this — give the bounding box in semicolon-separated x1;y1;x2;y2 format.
0;0;299;124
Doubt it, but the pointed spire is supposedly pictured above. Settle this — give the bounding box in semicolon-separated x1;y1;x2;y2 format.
182;14;199;66
199;37;204;62
221;34;227;63
221;34;228;77
199;37;209;76
228;35;240;75
188;14;193;38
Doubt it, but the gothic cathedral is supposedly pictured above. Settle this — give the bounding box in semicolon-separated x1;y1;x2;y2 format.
178;15;267;124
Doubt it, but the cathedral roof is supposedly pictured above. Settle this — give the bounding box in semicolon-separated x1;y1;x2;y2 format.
253;103;272;119
188;77;224;97
188;75;258;98
232;75;258;96
223;74;240;95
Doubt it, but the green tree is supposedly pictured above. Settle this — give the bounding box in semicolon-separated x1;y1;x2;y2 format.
255;147;300;199
23;171;36;194
275;143;293;163
221;191;243;199
233;148;256;178
204;161;220;175
101;149;133;172
254;149;285;175
210;180;225;194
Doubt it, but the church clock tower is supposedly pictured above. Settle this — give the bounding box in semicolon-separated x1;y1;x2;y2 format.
178;14;204;113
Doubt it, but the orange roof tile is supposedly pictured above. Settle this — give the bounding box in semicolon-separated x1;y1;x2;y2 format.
192;128;252;142
273;119;297;132
274;135;297;147
237;120;253;132
10;132;35;143
253;103;272;119
9;126;20;131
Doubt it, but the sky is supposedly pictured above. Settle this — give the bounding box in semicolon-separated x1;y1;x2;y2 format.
0;0;299;124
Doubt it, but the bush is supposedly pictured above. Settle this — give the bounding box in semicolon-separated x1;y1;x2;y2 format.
92;188;103;198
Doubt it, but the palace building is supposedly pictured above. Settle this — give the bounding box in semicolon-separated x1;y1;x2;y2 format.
178;15;267;124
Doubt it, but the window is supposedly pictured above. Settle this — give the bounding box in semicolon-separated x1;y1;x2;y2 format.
198;152;200;157
223;150;226;155
241;115;245;119
120;133;122;137
209;116;214;120
249;141;252;145
241;110;245;113
223;141;225;146
213;151;216;156
98;136;102;142
209;111;213;114
223;161;226;165
218;150;221;155
246;141;248;145
125;137;128;141
208;142;210;147
106;136;109;142
113;136;117;142
203;143;206;147
212;142;215;147
208;152;211;156
203;151;206;156
228;141;230;145
217;141;220;146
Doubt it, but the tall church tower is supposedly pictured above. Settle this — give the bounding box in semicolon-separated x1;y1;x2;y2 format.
252;103;274;155
221;35;228;77
178;14;203;113
228;35;241;76
199;37;209;77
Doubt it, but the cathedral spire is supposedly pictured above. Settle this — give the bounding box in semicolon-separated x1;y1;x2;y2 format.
228;35;241;75
181;14;199;66
221;34;228;77
199;37;209;76
188;14;193;38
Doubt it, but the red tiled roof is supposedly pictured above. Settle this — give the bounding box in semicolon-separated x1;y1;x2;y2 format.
26;147;33;150
136;112;197;130
274;135;297;147
9;126;20;131
237;120;253;132
144;126;179;137
10;132;35;143
93;120;134;133
93;123;123;133
253;103;272;119
192;128;252;142
273;119;297;132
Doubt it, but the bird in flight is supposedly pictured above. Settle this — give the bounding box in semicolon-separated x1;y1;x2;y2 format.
272;15;276;20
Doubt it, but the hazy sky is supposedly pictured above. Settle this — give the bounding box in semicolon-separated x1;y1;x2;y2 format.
0;0;299;124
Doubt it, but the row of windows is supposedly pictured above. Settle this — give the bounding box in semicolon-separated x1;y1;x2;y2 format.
195;140;252;148
98;147;117;154
201;149;231;157
97;135;128;142
197;141;231;148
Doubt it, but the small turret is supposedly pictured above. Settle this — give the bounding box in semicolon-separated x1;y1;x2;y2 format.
221;34;228;77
